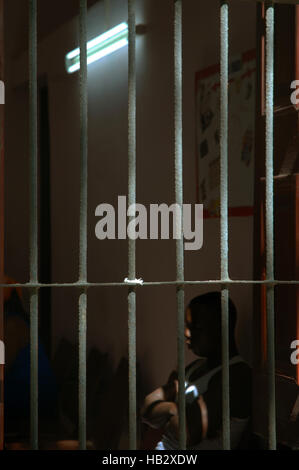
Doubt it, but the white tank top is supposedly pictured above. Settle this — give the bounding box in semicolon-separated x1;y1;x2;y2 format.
156;356;249;450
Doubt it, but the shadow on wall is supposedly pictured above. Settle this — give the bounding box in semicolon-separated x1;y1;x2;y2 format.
52;338;147;450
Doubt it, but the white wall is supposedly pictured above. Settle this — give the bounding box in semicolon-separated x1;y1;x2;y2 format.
5;0;256;392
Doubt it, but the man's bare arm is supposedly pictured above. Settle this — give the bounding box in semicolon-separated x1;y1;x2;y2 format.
141;400;178;429
163;396;208;447
141;375;179;429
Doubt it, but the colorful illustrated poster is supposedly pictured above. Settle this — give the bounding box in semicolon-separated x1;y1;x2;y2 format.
195;50;256;217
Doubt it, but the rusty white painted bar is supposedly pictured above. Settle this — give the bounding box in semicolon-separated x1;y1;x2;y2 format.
0;279;298;289
240;0;299;4
128;0;137;450
78;0;88;450
174;0;186;450
220;0;230;450
29;0;38;450
265;0;276;450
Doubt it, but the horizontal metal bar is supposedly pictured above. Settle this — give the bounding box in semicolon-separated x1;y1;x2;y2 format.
1;279;298;288
239;0;299;4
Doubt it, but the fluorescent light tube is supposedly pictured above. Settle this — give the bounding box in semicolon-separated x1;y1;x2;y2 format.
65;22;128;73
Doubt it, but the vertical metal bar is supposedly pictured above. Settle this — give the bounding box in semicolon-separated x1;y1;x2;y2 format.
296;6;299;116
174;0;186;450
105;0;111;31
0;0;4;450
78;290;87;449
78;0;88;450
29;0;38;450
128;0;137;450
219;0;230;450
29;290;38;449
265;1;276;450
295;2;299;389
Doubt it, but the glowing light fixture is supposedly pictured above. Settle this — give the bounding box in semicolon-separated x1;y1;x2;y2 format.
65;22;128;74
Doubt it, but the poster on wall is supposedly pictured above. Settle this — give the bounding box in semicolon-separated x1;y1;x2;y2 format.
195;49;256;218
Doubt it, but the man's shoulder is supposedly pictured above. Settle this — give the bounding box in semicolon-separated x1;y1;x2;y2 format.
207;358;252;419
185;357;207;379
207;358;252;395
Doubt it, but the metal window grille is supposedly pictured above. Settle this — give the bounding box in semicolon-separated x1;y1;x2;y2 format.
1;0;299;451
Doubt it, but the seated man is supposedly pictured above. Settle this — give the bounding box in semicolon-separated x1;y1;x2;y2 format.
141;292;252;450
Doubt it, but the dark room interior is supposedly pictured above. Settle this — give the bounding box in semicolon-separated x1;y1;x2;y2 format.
0;0;298;455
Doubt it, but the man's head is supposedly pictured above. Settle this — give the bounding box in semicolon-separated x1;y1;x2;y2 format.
184;292;237;358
